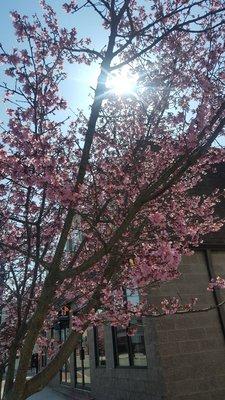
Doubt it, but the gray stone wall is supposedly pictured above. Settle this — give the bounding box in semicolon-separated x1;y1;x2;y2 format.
150;251;225;400
49;250;225;400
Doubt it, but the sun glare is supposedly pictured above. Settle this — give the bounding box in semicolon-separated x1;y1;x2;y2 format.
106;67;138;96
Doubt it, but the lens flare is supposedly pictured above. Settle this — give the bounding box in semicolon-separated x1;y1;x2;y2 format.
106;67;138;96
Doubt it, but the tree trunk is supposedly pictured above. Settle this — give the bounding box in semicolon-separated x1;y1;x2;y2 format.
3;345;17;398
0;367;4;400
3;392;25;400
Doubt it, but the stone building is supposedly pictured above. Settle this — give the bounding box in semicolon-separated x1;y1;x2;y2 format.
48;165;225;400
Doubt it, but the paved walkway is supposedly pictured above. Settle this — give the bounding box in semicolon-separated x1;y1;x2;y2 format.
2;383;91;399
2;382;69;400
29;387;69;399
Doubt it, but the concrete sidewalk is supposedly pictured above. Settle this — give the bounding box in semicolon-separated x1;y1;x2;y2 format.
2;382;70;400
2;382;93;400
29;387;72;399
28;386;93;400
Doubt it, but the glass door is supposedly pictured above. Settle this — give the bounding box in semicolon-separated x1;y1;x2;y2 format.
74;330;91;390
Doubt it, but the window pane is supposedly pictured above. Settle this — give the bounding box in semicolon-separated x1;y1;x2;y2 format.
61;364;66;383
61;360;71;384
83;331;91;386
130;325;147;367
75;330;91;388
41;352;47;367
66;359;71;384
115;327;130;366
66;364;71;383
84;358;91;386
95;326;106;367
126;289;140;305
113;290;147;368
75;347;83;386
60;327;68;342
60;327;71;384
67;372;71;384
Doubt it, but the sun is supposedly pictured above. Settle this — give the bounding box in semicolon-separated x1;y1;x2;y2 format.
106;67;138;96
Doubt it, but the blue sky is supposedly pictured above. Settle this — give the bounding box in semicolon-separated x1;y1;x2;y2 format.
1;2;224;147
0;1;107;116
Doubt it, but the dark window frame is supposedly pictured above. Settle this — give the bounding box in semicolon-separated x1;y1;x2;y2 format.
41;351;47;368
59;322;72;385
74;331;91;391
112;288;147;369
94;326;106;368
60;359;71;386
74;346;86;389
112;321;147;369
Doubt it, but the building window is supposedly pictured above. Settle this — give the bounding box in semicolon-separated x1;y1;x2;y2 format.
60;359;71;385
41;351;47;368
60;324;71;385
126;289;140;306
74;329;91;389
94;326;106;367
113;326;130;367
30;353;39;374
113;319;147;368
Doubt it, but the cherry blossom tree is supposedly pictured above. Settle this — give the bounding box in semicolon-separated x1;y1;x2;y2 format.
0;1;225;399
